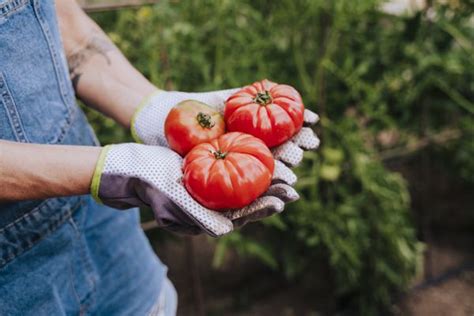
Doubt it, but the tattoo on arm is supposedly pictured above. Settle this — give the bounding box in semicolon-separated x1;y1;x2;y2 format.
67;36;116;90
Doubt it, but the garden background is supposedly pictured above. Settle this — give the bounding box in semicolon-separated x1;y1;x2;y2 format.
83;0;473;314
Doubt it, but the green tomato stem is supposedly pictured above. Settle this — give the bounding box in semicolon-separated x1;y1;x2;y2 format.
212;150;227;160
196;112;215;129
254;90;273;105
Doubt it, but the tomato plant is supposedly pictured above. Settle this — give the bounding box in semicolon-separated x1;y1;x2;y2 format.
224;79;305;148
183;132;274;210
165;100;225;156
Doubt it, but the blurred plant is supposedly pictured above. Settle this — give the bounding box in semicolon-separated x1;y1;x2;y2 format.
88;0;473;314
81;103;132;144
215;116;423;314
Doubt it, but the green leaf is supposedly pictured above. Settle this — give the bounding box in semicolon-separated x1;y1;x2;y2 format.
320;164;342;181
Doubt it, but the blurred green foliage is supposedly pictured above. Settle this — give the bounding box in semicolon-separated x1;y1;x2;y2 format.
89;0;473;314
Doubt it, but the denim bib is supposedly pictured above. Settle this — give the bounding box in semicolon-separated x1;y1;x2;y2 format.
0;2;168;314
0;0;99;264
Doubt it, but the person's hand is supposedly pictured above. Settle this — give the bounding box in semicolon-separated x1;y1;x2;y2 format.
130;88;240;146
130;87;320;167
271;109;320;167
91;144;298;237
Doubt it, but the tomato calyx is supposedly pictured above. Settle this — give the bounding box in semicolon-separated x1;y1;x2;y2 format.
254;90;273;106
196;112;215;129
211;149;228;160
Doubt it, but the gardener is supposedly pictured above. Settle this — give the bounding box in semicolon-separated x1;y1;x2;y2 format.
0;0;318;315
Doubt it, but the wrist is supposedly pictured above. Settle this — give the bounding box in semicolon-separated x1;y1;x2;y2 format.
130;88;162;118
90;145;113;203
0;142;102;201
130;89;163;143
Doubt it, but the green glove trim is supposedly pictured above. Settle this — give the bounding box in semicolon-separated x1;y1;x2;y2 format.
130;89;163;143
90;145;112;204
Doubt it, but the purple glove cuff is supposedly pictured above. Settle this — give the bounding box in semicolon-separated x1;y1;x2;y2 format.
98;173;205;235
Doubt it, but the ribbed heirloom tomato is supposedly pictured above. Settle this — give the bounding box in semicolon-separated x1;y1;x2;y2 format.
224;79;305;148
183;132;274;210
165;100;225;156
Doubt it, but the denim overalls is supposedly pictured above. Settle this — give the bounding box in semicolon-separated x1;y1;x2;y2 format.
0;1;170;314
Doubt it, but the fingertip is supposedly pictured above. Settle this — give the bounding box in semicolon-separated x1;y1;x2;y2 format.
266;183;299;202
273;160;298;185
292;127;320;150
303;109;319;125
272;142;303;167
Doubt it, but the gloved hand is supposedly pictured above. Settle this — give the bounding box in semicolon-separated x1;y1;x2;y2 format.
90;143;298;237
131;87;320;166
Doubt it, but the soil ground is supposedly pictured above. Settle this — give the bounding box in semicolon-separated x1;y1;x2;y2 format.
150;233;474;316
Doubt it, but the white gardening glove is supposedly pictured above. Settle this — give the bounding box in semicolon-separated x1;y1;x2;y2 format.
271;109;320;167
90;144;298;237
130;89;239;146
130;88;320;166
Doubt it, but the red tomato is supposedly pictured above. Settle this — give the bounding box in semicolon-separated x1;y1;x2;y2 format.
183;132;274;210
165;100;225;156
224;79;305;148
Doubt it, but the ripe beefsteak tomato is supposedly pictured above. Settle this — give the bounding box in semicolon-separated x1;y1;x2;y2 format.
224;79;305;148
165;100;225;156
183;132;274;210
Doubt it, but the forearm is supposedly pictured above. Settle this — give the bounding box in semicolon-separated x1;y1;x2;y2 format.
0;141;101;201
57;0;157;128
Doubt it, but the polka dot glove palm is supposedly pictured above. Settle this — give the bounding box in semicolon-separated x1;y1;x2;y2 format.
131;88;320;167
91;144;299;237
